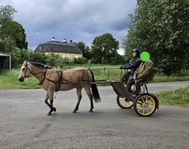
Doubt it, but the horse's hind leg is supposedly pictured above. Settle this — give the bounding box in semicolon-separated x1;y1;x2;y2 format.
48;90;56;115
84;85;94;112
73;87;82;113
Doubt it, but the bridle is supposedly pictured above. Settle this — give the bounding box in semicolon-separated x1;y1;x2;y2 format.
23;61;31;77
23;61;48;85
23;61;44;77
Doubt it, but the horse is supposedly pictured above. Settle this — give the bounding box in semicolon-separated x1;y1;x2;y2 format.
18;61;100;115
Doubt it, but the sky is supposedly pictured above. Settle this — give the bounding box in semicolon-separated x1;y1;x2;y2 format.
1;0;137;55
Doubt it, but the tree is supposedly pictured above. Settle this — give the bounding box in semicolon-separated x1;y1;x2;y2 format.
77;41;90;59
91;33;119;64
0;5;16;21
0;37;16;53
124;0;189;75
1;19;28;49
0;5;28;68
0;5;28;51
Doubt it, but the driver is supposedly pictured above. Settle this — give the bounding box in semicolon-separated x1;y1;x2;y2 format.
120;48;141;83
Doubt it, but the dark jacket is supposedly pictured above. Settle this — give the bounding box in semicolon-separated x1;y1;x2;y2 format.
121;57;141;73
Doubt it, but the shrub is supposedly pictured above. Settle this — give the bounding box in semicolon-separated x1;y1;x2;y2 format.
28;52;48;64
73;57;87;64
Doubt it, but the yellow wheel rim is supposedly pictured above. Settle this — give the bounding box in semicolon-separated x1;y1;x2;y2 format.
136;95;156;116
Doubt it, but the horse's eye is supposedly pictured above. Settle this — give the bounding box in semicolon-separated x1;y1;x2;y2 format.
22;68;25;71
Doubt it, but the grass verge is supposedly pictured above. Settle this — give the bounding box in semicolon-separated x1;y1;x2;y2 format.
0;65;188;89
153;73;189;83
156;86;189;108
0;69;40;89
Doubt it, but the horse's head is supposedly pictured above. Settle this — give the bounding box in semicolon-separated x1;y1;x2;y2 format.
18;61;32;82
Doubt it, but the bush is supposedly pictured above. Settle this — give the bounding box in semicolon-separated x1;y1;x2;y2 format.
57;58;71;67
159;57;181;75
11;48;29;67
10;50;89;68
45;54;73;67
28;52;48;64
73;57;87;64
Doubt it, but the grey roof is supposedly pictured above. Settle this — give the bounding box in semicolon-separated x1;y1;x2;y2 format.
35;40;82;54
0;52;10;56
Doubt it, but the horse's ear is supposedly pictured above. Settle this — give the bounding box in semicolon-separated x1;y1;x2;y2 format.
44;65;53;69
23;60;28;65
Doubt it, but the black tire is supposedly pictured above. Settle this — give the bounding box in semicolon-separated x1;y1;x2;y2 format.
116;96;134;109
134;93;157;117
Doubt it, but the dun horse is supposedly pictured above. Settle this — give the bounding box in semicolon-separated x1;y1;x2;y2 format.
18;61;100;115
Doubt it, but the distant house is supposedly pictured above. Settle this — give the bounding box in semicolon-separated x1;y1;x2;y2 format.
0;52;11;70
35;39;82;59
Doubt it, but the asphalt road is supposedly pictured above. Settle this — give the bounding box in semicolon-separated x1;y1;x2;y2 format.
0;81;189;149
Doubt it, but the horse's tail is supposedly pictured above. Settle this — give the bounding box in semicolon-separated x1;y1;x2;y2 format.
89;70;101;103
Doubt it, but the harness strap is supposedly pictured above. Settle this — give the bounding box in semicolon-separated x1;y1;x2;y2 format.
55;70;63;92
39;67;48;85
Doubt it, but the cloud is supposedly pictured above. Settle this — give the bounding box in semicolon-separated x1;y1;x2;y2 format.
1;0;136;49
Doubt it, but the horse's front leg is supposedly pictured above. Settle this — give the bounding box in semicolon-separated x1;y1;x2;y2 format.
44;93;51;114
47;90;56;115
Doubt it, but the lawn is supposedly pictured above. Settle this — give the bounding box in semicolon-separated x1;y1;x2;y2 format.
0;64;121;89
153;73;189;83
0;69;40;89
0;64;189;89
156;86;189;107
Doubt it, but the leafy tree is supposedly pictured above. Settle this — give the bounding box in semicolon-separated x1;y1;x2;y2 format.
0;5;28;51
91;33;120;64
0;37;16;53
124;0;189;75
0;5;16;21
10;48;29;67
1;19;28;49
77;41;90;59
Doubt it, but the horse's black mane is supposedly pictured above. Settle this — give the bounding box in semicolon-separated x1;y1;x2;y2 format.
29;62;52;69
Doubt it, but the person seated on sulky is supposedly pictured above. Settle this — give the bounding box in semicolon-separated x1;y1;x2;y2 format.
120;48;141;83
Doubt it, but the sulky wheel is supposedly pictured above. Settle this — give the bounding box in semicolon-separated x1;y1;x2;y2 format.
117;96;134;109
134;93;157;117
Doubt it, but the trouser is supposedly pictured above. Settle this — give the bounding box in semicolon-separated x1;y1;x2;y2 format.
121;71;133;83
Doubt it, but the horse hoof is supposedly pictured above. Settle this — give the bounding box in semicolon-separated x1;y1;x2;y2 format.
47;112;51;116
72;110;77;113
53;107;56;112
89;110;93;112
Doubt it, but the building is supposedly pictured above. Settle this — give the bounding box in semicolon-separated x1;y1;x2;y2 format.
0;52;11;70
35;39;82;59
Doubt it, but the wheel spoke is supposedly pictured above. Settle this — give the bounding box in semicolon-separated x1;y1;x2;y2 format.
142;103;145;114
117;96;134;109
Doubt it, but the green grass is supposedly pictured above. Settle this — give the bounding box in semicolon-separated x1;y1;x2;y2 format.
153;73;189;83
0;69;40;89
0;64;188;89
156;86;189;107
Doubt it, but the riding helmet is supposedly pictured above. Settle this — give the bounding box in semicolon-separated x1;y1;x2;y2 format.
132;48;140;56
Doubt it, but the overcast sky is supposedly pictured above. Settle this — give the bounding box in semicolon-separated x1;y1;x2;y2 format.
1;0;136;54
